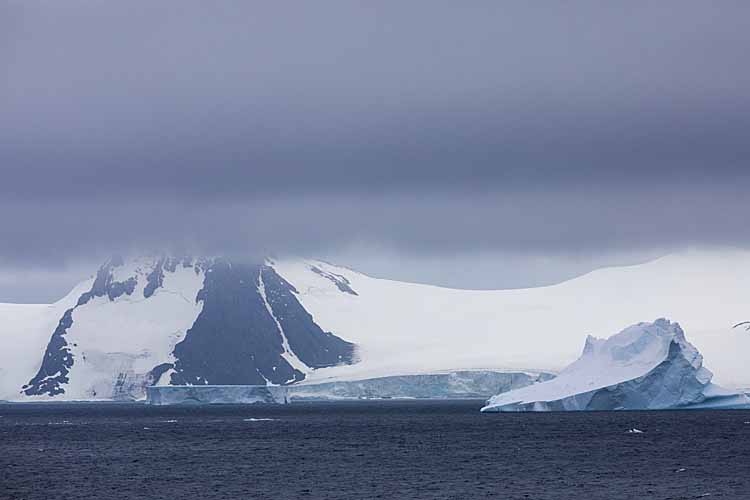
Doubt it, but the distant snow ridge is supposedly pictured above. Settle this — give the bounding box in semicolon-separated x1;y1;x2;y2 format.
482;319;750;412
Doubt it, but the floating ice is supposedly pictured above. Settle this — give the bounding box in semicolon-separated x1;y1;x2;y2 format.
482;319;750;412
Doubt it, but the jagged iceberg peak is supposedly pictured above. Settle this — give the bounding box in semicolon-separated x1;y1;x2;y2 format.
481;319;749;412
571;319;712;389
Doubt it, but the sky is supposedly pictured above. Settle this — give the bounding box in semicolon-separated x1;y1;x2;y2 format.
2;1;750;302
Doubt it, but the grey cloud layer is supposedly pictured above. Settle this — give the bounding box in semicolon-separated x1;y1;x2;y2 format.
2;1;750;265
2;187;749;266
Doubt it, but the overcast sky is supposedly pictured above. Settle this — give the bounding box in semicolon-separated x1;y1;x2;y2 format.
2;1;750;302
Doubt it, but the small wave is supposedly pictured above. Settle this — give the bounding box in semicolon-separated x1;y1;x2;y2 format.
48;420;74;426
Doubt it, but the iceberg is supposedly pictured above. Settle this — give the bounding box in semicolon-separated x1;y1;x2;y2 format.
482;319;750;412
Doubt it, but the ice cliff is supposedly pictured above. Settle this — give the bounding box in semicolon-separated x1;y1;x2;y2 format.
144;371;554;404
482;319;750;412
287;370;554;401
147;385;289;405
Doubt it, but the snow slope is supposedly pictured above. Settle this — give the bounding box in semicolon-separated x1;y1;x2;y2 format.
481;319;750;411
11;257;207;401
44;258;206;400
0;278;93;400
273;249;750;388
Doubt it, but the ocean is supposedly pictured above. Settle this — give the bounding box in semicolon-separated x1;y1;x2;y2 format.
1;401;749;499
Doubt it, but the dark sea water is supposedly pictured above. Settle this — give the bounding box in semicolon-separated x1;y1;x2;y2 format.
1;401;749;500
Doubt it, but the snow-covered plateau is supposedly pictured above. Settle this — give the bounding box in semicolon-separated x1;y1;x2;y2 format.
481;319;750;412
2;249;750;402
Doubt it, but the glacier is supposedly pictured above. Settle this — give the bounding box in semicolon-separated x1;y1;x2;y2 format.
481;319;750;412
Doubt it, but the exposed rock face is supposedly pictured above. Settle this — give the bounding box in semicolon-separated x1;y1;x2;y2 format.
482;319;750;412
170;261;355;387
309;265;358;296
259;266;355;369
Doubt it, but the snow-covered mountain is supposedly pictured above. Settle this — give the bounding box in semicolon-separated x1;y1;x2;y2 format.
2;256;354;401
2;249;750;401
481;319;750;411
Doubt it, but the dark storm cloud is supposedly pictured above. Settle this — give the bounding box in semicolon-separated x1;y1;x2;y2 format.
2;1;750;265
